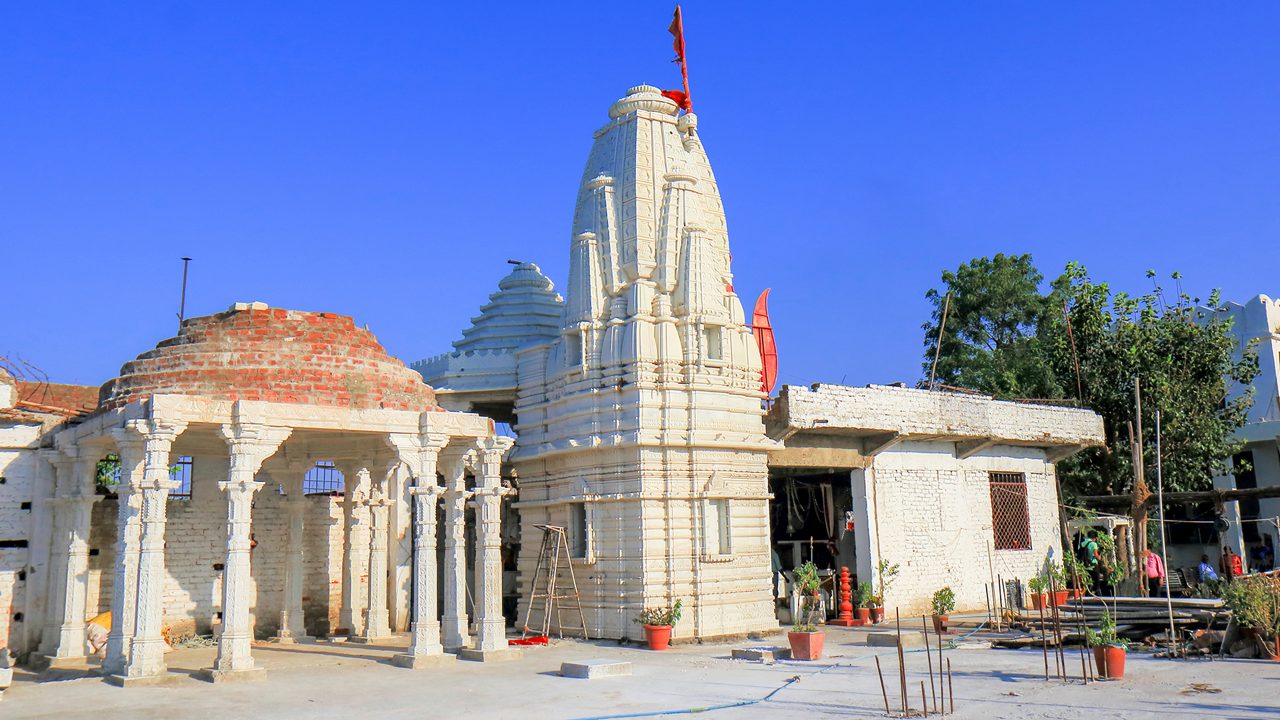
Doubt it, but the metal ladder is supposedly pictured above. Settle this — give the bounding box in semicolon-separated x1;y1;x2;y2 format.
521;524;589;640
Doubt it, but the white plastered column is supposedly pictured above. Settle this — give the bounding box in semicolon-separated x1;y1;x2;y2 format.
390;432;454;668
102;430;147;677
112;418;187;686
850;466;880;596
354;461;396;643
459;437;519;662
42;450;100;665
272;461;310;643
205;422;291;682
440;448;472;651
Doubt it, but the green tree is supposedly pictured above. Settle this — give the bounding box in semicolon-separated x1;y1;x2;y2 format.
921;258;1258;578
920;253;1063;399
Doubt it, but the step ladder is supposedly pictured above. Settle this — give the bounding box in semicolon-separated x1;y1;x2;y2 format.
521;524;589;640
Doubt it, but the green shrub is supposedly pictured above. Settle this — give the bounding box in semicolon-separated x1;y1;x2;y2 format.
931;586;956;616
636;598;683;627
792;561;823;633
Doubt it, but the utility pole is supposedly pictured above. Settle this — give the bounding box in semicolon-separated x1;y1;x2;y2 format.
1132;377;1150;596
1155;410;1178;655
177;257;192;331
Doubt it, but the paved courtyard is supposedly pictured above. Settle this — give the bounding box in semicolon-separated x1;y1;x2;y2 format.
5;625;1277;719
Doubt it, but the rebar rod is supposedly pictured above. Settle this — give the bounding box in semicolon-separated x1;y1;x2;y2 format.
896;608;908;715
922;615;937;712
875;655;891;714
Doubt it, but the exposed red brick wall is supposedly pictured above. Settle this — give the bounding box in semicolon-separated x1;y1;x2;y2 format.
16;381;99;416
99;306;438;411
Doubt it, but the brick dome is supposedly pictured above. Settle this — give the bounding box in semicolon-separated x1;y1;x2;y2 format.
99;302;438;411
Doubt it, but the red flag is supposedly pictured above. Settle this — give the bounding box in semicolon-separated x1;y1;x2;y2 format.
669;6;686;61
660;89;690;110
752;289;778;396
664;5;691;111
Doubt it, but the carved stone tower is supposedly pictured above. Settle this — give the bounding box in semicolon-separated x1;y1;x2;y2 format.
510;85;775;641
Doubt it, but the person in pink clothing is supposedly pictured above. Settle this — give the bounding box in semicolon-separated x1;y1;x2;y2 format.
1144;549;1166;596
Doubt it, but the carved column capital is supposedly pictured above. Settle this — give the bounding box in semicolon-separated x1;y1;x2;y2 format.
220;422;291;487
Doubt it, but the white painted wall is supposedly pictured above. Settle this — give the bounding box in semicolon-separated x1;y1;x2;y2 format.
868;442;1063;616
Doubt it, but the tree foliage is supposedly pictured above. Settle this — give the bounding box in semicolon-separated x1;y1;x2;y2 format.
921;253;1062;399
921;257;1258;501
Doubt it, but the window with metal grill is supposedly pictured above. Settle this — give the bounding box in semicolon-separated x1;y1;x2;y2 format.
304;460;345;496
989;471;1031;550
169;456;194;500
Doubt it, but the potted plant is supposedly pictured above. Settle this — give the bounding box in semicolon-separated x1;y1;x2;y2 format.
635;598;683;651
869;558;899;624
1086;608;1128;679
788;561;825;660
931;586;956;634
854;581;874;625
1028;574;1048;610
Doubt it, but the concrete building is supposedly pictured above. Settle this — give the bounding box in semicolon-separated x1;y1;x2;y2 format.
420;84;1107;632
2;304;519;681
1213;295;1280;569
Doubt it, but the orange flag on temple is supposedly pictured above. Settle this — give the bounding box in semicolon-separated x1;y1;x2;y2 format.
669;5;686;61
663;5;692;111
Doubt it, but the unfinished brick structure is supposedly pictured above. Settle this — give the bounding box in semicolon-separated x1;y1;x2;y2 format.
7;302;518;686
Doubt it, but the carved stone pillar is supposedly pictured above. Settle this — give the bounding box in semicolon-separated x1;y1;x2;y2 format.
389;433;453;668
354;464;395;643
337;465;370;637
39;451;92;664
272;463;309;643
440;450;472;651
111;419;186;686
459;438;520;662
102;432;147;677
205;423;291;682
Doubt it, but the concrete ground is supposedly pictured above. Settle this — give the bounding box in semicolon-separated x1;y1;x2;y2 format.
4;625;1278;719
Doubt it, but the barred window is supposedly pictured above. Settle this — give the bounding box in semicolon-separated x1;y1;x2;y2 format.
989;472;1031;550
169;456;193;500
304;461;345;496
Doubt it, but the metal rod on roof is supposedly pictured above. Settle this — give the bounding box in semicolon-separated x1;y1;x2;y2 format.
928;292;952;390
177;256;192;331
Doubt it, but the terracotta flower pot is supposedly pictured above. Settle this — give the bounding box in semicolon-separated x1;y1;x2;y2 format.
1030;593;1045;610
1053;590;1070;607
856;607;871;624
643;624;673;651
788;631;825;661
1268;636;1280;662
870;607;884;624
932;614;949;634
1093;645;1126;680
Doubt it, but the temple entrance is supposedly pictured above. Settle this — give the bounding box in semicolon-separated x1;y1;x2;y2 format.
767;470;860;623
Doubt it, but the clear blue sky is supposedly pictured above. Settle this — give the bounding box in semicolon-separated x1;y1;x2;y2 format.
3;3;1276;390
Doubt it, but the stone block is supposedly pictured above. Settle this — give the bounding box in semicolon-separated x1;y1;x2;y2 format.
200;666;267;683
731;646;791;662
106;672;186;688
392;653;457;669
457;647;523;663
866;631;928;649
560;659;632;679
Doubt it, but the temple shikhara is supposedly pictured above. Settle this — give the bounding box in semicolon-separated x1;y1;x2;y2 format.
1;79;1106;683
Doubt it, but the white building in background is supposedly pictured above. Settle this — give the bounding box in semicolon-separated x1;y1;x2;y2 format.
1214;295;1280;566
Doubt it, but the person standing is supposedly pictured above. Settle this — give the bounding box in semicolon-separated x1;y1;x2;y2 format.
1144;549;1166;597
